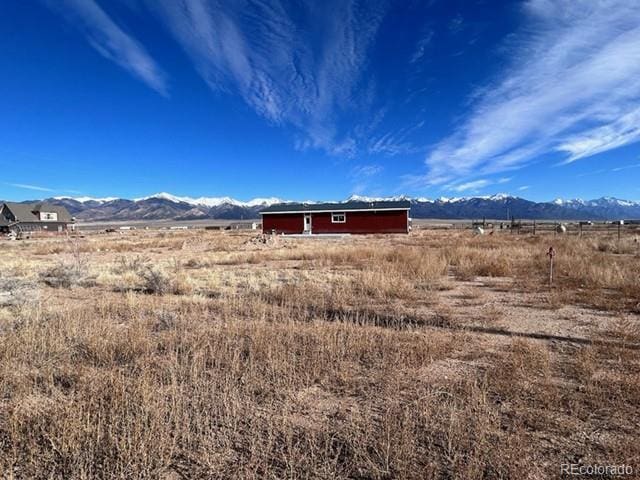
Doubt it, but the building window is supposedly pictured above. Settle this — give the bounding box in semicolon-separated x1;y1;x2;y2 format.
331;212;346;223
39;212;58;221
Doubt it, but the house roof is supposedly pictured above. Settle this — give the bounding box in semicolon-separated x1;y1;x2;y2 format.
1;202;73;223
260;200;411;214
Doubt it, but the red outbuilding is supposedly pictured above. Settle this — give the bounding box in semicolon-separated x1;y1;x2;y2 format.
260;200;411;235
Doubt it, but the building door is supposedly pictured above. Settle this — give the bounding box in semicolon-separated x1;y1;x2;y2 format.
303;214;312;234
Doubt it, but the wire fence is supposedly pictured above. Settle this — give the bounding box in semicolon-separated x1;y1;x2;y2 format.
467;219;640;238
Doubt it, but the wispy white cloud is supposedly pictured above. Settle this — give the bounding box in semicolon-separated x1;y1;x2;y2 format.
442;175;513;193
558;107;640;163
368;121;426;156
448;14;464;35
6;182;54;192
424;0;640;185
518;185;530;191
409;30;433;64
612;162;640;172
148;0;387;156
45;0;168;95
351;164;383;178
368;135;421;156
578;161;640;176
449;179;490;192
349;164;383;195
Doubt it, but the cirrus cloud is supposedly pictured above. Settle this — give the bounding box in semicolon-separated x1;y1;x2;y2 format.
424;0;640;185
44;0;168;95
449;179;490;193
147;0;388;156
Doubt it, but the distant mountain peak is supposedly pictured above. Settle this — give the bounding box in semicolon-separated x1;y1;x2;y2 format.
552;197;584;206
487;193;512;201
134;192;284;208
53;196;119;203
346;194;409;202
552;197;639;208
436;196;461;203
591;196;639;207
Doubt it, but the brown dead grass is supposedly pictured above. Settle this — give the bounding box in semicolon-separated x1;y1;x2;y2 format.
0;229;638;479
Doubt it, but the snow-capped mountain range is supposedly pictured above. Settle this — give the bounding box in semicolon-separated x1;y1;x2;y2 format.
129;192;283;208
23;192;640;221
551;197;640;208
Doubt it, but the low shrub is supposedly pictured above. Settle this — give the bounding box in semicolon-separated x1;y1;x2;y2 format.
39;262;91;289
140;266;173;295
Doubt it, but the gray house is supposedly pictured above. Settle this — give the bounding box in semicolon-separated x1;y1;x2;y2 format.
0;202;74;235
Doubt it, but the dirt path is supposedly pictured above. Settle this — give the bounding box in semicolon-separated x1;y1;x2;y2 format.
434;274;638;343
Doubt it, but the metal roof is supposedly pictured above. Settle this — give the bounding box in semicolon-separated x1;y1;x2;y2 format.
1;202;73;223
260;200;411;214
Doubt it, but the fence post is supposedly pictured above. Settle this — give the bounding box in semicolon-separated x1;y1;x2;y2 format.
533;219;536;236
547;246;555;286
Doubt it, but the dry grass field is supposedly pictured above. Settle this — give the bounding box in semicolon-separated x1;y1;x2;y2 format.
0;229;639;479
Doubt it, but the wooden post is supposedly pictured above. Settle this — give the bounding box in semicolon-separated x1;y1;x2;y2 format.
547;246;555;286
533;219;536;236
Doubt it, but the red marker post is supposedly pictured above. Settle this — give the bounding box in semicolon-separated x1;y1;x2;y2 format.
547;246;555;286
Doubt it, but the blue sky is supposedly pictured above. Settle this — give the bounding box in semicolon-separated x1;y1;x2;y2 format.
2;0;640;202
